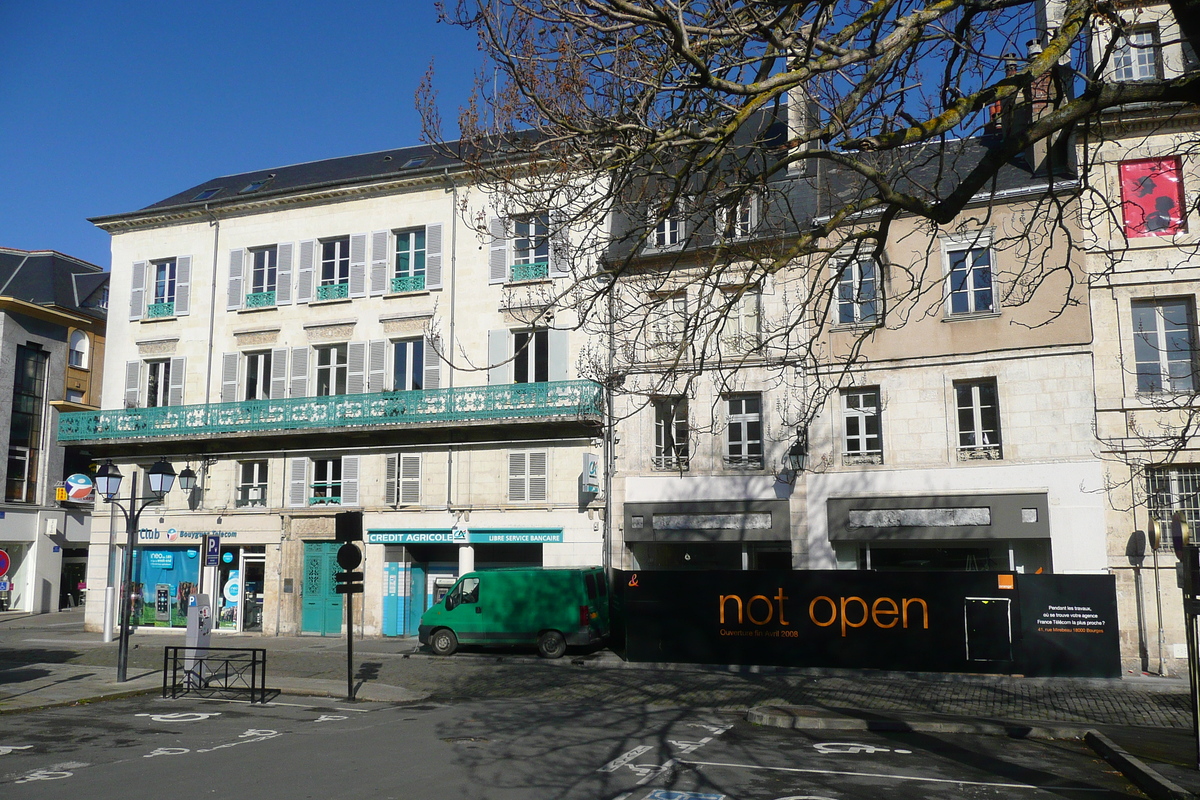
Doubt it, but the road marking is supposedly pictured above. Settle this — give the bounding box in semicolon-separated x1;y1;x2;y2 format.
598;745;653;772
0;745;33;756
645;791;726;800
675;759;1113;790
144;747;190;758
813;742;912;755
136;712;221;723
667;737;712;754
334;707;371;713
313;714;348;723
687;723;733;735
196;729;281;753
633;759;677;785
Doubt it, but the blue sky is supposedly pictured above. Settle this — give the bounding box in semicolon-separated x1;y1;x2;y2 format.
0;1;481;268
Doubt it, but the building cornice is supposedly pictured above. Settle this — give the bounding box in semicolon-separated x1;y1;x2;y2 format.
0;296;106;331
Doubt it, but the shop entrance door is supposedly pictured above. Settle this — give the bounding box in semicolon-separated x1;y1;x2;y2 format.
302;542;343;636
241;556;265;632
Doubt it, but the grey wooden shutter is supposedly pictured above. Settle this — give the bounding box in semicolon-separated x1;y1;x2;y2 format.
488;330;510;384
130;261;146;320
370;230;389;296
220;353;239;403
368;339;387;393
288;458;308;508
270;347;289;399
124;361;141;407
341;456;359;506
528;450;548;501
548;329;569;382
227;249;244;310
423;336;441;390
349;233;368;298
425;223;443;290
488;218;507;284
400;454;421;504
289;347;309;397
347;342;367;394
276;242;294;305
549;212;569;277
384;454;399;505
168;356;186;406
296;240;315;304
174;256;192;316
508;451;527;502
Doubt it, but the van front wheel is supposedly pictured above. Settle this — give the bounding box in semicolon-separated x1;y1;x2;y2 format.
430;628;458;656
537;630;566;659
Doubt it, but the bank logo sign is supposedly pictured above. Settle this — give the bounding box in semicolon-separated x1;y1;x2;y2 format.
366;529;564;545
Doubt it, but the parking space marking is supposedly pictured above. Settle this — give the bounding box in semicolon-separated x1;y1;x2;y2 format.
0;745;33;756
674;759;1114;791
312;714;348;723
812;742;912;755
599;745;654;773
135;712;221;723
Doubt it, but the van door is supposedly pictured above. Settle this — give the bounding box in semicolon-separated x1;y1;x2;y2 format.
442;575;486;643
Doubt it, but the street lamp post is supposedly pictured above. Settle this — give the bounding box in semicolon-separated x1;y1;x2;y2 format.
95;458;196;682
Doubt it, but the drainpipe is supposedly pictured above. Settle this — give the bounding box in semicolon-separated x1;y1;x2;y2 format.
202;206;221;505
446;171;459;511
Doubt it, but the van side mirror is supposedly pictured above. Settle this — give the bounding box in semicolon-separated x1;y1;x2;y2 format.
445;594;458;611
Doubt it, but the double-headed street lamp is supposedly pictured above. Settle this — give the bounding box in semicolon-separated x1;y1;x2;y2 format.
95;458;197;682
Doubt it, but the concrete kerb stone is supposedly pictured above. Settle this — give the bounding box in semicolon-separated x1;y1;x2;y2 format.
1086;730;1196;800
746;704;1097;740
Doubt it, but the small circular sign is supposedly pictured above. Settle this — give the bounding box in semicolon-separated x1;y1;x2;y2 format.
186;549;197;558
0;549;9;576
223;578;240;604
65;473;94;501
222;552;233;564
337;543;362;570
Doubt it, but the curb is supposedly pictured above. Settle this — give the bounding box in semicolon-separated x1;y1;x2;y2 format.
0;686;159;716
746;704;1094;739
1085;730;1195;800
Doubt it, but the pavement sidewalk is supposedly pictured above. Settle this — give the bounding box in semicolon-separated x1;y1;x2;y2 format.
4;608;1200;798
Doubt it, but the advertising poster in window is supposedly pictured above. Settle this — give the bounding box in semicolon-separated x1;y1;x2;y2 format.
1120;157;1188;237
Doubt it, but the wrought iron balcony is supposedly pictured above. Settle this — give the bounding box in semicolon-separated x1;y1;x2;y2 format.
391;273;426;293
510;261;549;282
245;291;276;308
146;302;175;318
58;380;604;445
315;282;349;301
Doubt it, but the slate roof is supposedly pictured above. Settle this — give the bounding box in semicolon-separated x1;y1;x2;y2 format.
0;248;108;323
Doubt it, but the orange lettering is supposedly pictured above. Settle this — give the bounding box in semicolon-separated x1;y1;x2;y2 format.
774;588;790;626
902;597;929;629
810;596;836;627
872;597;899;628
840;596;868;637
747;595;773;625
719;594;743;624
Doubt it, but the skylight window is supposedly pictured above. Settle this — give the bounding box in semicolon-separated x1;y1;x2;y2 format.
402;156;429;168
192;188;222;201
239;179;270;194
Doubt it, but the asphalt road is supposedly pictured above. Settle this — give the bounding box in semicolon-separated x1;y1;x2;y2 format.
0;694;1141;799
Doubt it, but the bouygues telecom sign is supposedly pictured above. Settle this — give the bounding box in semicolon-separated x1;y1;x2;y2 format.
613;569;1119;678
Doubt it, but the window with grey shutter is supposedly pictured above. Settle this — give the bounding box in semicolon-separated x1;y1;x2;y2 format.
130;261;146;321
508;451;527;502
347;342;367;394
548;212;569;277
488;330;509;384
276;242;294;305
296;240;316;303
369;230;389;296
168;356;186;406
368;340;387;393
270;347;288;399
548;329;569;382
349;233;368;298
426;223;443;290
528;451;548;501
124;361;140;408
422;337;441;390
400;454;421;504
289;347;309;398
384;454;399;505
341;456;360;506
221;353;239;403
488;218;508;284
174;256;192;316
288;458;308;508
227;249;244;310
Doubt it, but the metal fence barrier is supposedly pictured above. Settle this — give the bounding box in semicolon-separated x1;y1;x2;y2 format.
162;646;268;703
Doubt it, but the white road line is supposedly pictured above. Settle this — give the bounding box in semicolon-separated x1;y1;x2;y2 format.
598;745;654;773
334;707;371;713
675;760;1114;791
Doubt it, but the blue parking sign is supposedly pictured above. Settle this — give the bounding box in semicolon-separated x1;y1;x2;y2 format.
203;534;220;567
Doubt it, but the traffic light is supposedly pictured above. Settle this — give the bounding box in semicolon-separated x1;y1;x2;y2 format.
334;542;363;595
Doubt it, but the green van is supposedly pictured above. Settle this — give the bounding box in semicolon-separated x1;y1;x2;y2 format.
418;567;609;658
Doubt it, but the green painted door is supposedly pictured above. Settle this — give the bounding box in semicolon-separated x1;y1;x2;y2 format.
302;542;343;635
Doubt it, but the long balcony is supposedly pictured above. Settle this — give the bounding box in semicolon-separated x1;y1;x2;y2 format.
58;380;604;453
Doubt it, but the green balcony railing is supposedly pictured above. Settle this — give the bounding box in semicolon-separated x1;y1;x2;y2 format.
510;261;549;282
58;380;604;443
316;282;349;301
391;273;426;293
245;291;276;308
146;302;175;318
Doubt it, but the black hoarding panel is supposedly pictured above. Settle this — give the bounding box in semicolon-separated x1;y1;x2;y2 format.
612;570;1119;678
1015;574;1121;678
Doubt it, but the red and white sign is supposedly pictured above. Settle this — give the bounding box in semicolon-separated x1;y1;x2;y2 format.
0;548;9;578
1120;157;1188;238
